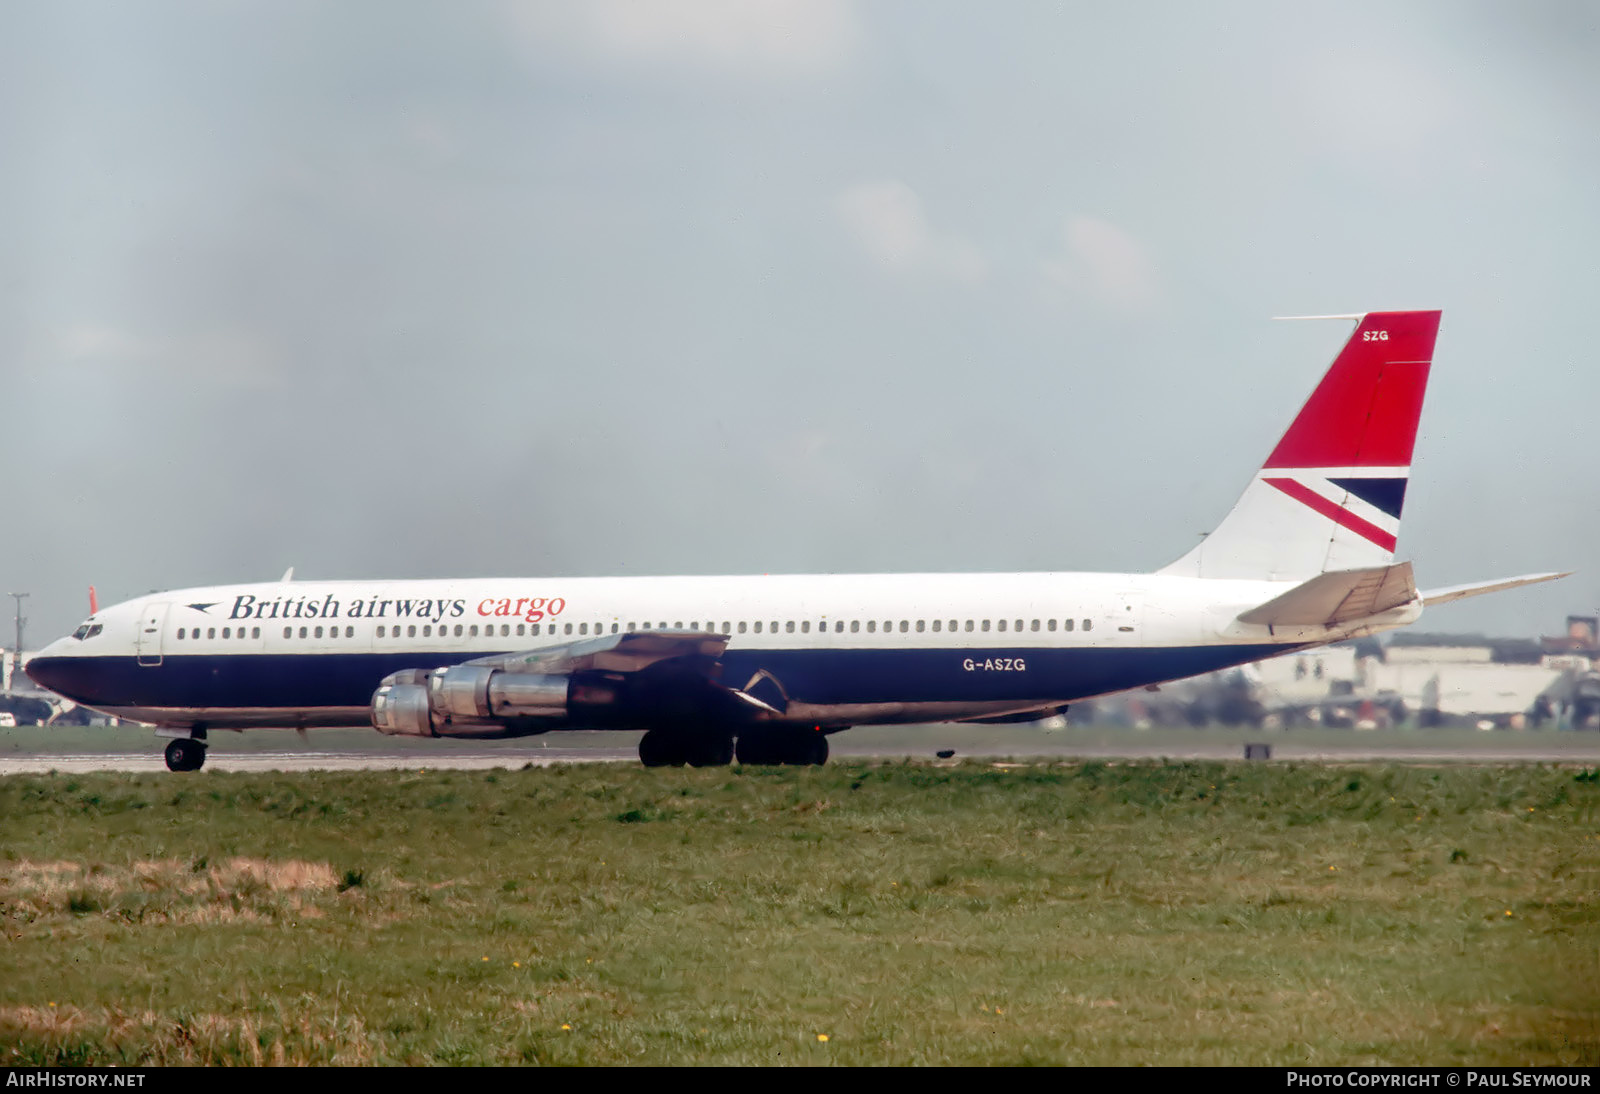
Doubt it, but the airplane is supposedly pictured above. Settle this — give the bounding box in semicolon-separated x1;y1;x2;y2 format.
26;309;1567;772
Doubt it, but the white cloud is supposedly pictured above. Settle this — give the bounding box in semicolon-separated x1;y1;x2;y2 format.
835;180;987;283
51;325;282;389
1040;216;1158;312
503;0;860;80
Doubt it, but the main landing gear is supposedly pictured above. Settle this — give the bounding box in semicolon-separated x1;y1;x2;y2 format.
735;729;828;766
164;737;207;773
636;728;832;768
638;729;735;768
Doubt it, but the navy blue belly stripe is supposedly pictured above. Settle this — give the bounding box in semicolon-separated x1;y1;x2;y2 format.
31;643;1293;711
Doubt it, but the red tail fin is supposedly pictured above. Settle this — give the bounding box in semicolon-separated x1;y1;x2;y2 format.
1159;310;1441;580
1264;311;1439;469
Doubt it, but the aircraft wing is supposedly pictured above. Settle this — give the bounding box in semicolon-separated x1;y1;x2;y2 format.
462;629;728;676
1419;572;1571;607
1237;563;1418;627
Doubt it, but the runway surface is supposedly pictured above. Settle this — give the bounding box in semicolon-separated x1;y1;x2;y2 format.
5;736;1599;774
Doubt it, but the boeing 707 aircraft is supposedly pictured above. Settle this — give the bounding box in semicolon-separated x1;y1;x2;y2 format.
26;310;1566;771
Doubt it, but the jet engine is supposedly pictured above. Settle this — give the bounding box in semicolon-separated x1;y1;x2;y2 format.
371;664;621;738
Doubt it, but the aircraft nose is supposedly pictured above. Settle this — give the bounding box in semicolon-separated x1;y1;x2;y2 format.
24;656;69;696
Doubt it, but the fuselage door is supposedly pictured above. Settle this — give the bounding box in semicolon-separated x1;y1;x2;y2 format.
136;602;170;667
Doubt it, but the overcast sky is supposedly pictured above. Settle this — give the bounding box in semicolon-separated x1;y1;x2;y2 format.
4;0;1597;646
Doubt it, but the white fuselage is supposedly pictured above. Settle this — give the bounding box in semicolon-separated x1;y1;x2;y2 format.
27;571;1422;731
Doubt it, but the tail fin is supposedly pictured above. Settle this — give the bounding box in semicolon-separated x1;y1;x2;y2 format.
1159;310;1441;581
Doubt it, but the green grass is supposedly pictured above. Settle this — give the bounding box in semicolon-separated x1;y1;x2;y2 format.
2;762;1597;1065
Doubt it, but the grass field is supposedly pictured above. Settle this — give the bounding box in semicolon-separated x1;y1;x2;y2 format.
2;761;1597;1065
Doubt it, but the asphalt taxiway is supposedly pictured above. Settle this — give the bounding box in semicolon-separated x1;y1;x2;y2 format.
4;735;1598;774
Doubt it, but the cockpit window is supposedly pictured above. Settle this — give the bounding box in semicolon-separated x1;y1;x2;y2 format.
71;623;103;640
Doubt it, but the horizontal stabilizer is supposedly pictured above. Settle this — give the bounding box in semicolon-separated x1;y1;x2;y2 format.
1238;563;1417;627
1420;572;1571;607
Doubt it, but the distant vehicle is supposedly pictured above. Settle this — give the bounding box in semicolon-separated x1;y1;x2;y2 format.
27;310;1567;771
0;713;15;727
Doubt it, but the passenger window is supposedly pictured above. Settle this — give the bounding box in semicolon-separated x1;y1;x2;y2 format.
1047;619;1057;632
300;627;309;638
770;621;778;634
314;626;324;639
660;623;668;631
1083;619;1093;631
423;625;432;637
613;624;620;634
1031;619;1040;632
786;621;795;634
981;620;990;632
754;622;763;634
835;621;844;633
916;620;925;632
801;621;810;634
579;623;588;635
867;621;876;633
965;620;974;632
530;623;539;635
178;628;186;639
738;622;747;634
450;624;460;637
997;620;1007;632
408;625;417;637
565;623;573;635
222;627;231;639
722;622;731;633
283;627;292;639
207;628;216;639
1015;620;1023;632
502;624;510;637
850;621;859;633
377;626;386;638
899;621;909;633
931;620;940;632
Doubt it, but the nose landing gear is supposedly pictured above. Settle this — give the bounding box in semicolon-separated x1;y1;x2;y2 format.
162;731;207;772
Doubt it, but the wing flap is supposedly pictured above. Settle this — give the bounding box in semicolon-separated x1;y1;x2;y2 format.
1238;563;1417;627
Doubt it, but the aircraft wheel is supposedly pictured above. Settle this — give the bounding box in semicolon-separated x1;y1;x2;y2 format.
638;730;684;768
735;734;775;765
776;730;828;766
804;732;829;766
688;733;735;768
164;738;206;773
